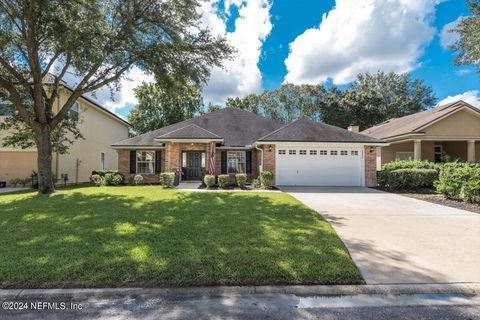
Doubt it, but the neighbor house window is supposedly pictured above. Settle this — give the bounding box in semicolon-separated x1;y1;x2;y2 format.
310;150;317;155
137;151;155;174
351;150;359;156
319;150;327;155
227;151;246;174
69;102;80;121
289;150;296;155
299;150;307;155
278;150;286;155
341;150;348;156
330;150;338;156
100;152;105;170
396;152;414;161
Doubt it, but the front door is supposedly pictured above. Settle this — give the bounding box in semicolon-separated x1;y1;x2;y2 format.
185;152;203;180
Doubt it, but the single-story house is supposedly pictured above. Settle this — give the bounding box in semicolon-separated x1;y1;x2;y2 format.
362;100;480;169
112;108;386;187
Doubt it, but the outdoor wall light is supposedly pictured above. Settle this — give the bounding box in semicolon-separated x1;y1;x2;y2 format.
268;145;272;152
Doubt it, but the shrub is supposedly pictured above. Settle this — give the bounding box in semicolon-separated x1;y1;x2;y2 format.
133;174;144;185
379;160;439;188
252;178;261;189
260;170;274;189
8;178;21;187
204;175;216;189
90;174;103;186
217;175;230;189
461;177;480;203
101;172;124;186
160;172;175;188
384;169;438;191
111;174;124;186
435;162;480;200
235;173;247;188
91;170;118;177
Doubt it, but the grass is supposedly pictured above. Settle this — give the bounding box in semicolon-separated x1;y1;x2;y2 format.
0;186;362;288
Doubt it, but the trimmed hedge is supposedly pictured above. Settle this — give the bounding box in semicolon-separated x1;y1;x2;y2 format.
133;174;144;185
235;173;247;188
160;172;175;188
204;175;216;189
217;175;229;189
378;160;440;190
260;171;274;189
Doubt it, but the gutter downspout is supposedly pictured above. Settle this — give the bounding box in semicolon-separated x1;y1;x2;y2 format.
254;143;263;173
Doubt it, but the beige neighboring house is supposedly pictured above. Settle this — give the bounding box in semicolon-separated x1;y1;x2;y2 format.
362;100;480;169
0;88;129;185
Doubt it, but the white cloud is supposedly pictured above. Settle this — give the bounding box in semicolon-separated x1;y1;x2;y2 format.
437;90;480;108
284;0;438;85
440;16;462;50
200;0;272;104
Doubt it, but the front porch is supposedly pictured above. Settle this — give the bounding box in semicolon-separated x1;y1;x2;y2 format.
379;139;479;167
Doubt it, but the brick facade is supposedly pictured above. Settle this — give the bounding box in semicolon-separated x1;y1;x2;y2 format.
364;145;377;187
261;144;276;185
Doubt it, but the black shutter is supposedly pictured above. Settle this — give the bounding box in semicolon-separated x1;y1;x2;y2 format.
155;151;161;173
130;150;136;174
221;151;227;174
246;150;252;174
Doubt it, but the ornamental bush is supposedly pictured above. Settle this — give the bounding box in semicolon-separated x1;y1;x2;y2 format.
252;178;262;189
235;173;247;188
204;175;216;189
160;172;175;188
102;172;124;186
90;174;103;186
384;169;438;191
260;170;274;189
217;175;230;189
378;160;440;189
133;174;144;185
435;162;480;200
91;170;118;177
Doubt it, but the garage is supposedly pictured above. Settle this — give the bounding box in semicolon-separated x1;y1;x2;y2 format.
275;146;364;186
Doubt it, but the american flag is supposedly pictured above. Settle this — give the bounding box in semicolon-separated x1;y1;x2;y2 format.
208;149;216;175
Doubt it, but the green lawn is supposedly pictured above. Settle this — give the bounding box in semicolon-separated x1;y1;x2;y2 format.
0;186;362;288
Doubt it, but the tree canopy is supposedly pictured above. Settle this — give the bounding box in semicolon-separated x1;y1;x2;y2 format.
451;0;480;73
0;0;233;193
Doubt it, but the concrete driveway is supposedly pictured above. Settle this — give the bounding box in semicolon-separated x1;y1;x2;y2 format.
281;187;480;284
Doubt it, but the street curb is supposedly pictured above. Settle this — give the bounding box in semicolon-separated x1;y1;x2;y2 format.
1;283;480;300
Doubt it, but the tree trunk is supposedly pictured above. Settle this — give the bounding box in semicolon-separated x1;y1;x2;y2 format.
35;126;55;194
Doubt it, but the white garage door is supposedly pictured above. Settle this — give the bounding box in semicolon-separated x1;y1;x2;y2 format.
276;146;364;186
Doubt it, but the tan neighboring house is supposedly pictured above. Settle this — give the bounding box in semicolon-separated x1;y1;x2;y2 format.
112;108;386;187
0;88;129;185
362;100;480;169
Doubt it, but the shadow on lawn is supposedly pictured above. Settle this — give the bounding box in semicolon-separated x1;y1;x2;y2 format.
0;189;362;288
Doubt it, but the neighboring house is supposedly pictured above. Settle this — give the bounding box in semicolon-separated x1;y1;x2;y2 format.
112;108;385;187
0;89;130;185
362;100;480;169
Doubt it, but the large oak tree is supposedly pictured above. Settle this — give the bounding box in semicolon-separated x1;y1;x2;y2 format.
0;0;232;194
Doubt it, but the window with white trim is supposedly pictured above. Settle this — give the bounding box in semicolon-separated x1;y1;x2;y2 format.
227;151;246;174
319;150;327;155
330;150;338;156
289;150;296;155
278;150;286;155
340;150;348;156
396;152;414;161
137;151;155;174
310;150;317;155
351;150;359;156
299;150;307;155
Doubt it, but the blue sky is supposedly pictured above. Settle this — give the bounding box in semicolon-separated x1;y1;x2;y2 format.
104;0;479;119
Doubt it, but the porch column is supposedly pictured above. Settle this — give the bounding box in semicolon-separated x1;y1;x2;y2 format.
467;140;476;162
414;140;422;161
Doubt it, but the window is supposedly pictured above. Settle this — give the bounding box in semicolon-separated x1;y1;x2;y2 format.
299;150;307;155
227;151;246;174
289;150;296;155
340;150;348;156
100;152;105;170
279;150;286;155
137;151;155;174
351;150;359;156
319;150;327;155
330;150;338;156
396;152;414;161
69;102;80;121
310;150;317;155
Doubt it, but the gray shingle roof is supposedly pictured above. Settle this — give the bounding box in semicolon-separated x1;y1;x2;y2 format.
362;100;480;140
112;107;284;147
258;118;383;143
157;124;221;140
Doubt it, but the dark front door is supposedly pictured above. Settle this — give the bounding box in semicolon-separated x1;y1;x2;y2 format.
185;152;203;180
